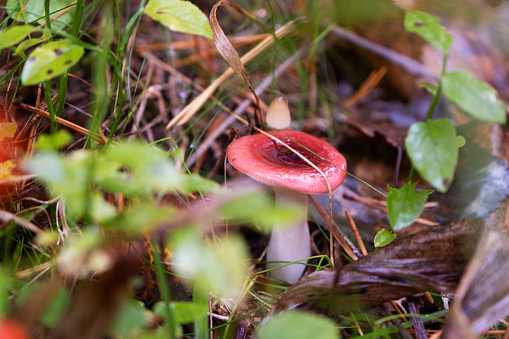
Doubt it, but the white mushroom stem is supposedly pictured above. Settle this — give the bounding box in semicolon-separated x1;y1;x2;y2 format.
266;187;311;283
264;96;311;283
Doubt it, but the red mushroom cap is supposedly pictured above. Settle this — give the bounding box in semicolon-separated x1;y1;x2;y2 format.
227;130;347;194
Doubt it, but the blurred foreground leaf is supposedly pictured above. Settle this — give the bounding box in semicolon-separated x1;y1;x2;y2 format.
258;310;338;339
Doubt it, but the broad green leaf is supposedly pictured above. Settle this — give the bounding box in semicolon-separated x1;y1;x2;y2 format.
144;0;212;39
220;191;299;230
7;0;76;28
257;310;338;339
374;229;396;248
404;10;452;53
405;118;458;192
40;287;70;326
442;71;506;124
153;301;208;324
171;228;249;299
22;40;84;85
0;25;35;50
178;174;218;194
34;130;72;151
0;122;16;141
110;299;150;336
387;183;432;231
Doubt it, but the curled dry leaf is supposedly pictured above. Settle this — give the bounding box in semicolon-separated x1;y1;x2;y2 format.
209;1;264;127
271;220;482;315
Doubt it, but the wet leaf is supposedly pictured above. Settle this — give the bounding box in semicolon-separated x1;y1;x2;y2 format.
405;118;458;192
273;221;482;314
387;183;432;231
404;10;452;53
22;40;84;85
374;229;396;248
442;71;506;125
7;0;76;28
258;310;338;339
0;25;35;50
144;0;212;38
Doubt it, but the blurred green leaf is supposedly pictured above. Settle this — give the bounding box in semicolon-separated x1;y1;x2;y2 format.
7;0;76;28
179;174;218;194
404;10;452;53
0;122;16;142
153;301;208;324
456;135;466;148
0;271;11;317
101;203;174;233
144;0;212;38
420;83;438;95
374;229;396;248
110;299;150;336
442;71;506;125
387;183;432;231
171;228;249;299
220;191;299;230
0;25;35;50
40;287;70;326
405;118;458;192
257;310;338;339
34;130;72;151
22;40;84;85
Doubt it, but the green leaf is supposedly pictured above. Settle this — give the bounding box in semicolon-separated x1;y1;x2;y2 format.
0;271;11;317
456;135;466;148
387;183;432;231
40;287;70;326
101;203;174;232
0;25;35;50
374;229;396;248
257;310;339;339
7;0;76;28
22;40;84;85
405;118;458;192
0;122;16;141
144;0;212;39
179;174;218;194
442;71;506;124
171;228;249;299
419;82;438;95
404;10;452;53
34;130;72;151
110;299;150;336
153;301;208;324
220;191;299;230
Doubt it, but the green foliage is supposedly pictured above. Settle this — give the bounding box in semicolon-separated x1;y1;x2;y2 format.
0;25;35;50
21;40;85;85
7;0;76;28
442;71;507;124
144;0;212;39
405;118;458;193
386;183;432;231
109;299;151;337
404;10;452;53
374;229;396;248
40;287;71;326
0;271;11;317
170;227;249;299
34;130;72;151
257;310;339;339
153;301;208;324
220;192;299;230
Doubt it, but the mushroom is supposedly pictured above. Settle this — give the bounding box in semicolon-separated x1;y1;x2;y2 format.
226;97;347;283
